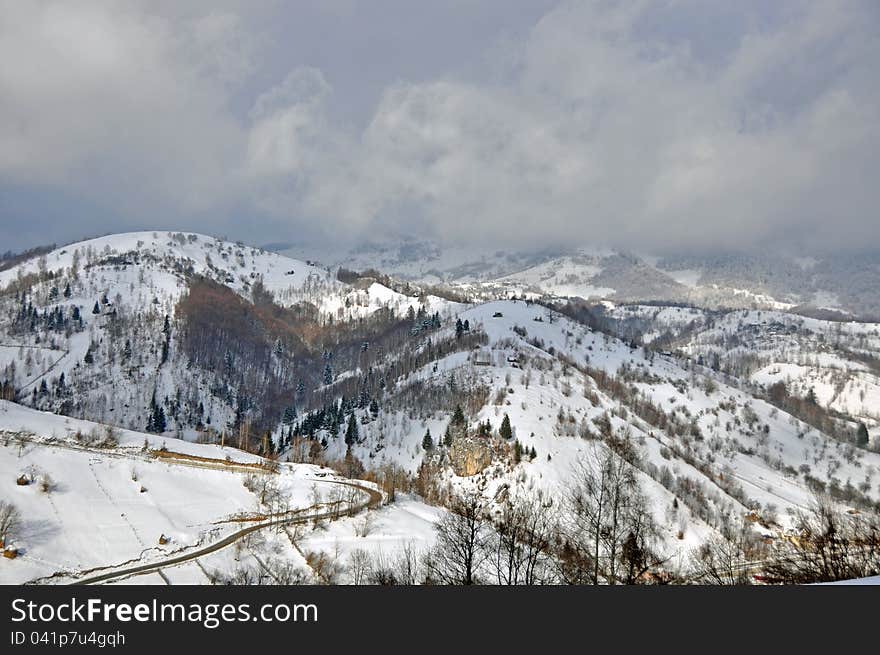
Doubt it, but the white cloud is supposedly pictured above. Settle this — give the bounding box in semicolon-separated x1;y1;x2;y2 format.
0;1;245;212
244;0;880;251
1;0;877;253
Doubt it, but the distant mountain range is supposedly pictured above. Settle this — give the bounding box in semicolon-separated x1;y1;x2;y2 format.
275;239;880;319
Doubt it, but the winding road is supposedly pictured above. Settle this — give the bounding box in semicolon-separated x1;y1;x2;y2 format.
4;431;385;585
72;480;382;585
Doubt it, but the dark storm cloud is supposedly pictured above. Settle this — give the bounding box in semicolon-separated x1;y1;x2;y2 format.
1;1;878;254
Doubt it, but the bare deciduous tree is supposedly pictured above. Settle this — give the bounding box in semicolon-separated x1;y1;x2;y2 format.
423;490;488;584
0;500;20;545
39;473;55;494
348;548;371;585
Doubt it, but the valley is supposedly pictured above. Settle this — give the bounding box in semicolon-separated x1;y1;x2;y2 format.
1;232;878;585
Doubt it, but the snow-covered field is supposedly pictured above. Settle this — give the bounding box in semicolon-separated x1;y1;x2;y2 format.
0;401;394;585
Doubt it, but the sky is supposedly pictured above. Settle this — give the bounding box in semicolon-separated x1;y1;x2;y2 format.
1;0;878;255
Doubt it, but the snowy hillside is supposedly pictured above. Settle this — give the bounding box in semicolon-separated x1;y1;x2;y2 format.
298;298;880;576
1;232;878;584
0;400;398;584
0;231;466;436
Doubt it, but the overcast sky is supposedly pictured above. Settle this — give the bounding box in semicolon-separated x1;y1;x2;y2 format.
1;0;878;254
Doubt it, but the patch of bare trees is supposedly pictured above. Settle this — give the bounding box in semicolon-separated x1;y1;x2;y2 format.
348;542;423;585
556;445;662;584
490;494;556;584
422;490;489;584
210;557;311;585
689;519;765;585
416;444;666;585
760;496;880;584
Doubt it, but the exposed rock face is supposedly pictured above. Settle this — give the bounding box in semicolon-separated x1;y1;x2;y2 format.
448;437;493;477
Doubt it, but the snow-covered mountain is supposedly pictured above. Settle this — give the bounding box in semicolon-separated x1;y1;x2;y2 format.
0;231;463;436
1;231;879;585
277;239;880;319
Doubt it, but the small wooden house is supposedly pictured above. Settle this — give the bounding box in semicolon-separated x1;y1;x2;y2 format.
3;547;18;559
16;474;30;486
158;534;169;545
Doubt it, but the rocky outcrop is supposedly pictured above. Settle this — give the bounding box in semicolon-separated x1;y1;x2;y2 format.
448;437;494;477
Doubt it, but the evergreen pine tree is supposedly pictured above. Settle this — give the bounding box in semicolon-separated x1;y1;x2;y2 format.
857;423;870;448
282;405;297;426
369;398;379;418
500;413;513;440
422;429;433;450
323;362;334;386
154;405;166;433
443;424;453;447
452;405;466;426
63;283;72;299
147;393;166;433
345;413;358;446
92;301;100;315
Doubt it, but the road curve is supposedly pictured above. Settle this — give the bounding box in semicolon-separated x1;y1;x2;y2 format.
71;480;382;585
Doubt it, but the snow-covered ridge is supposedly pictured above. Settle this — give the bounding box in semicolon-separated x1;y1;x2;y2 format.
0;231;330;304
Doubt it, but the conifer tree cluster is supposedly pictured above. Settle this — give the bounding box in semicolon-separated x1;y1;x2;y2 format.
287;394;380;447
146;394;167;433
409;307;442;336
11;294;85;335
